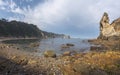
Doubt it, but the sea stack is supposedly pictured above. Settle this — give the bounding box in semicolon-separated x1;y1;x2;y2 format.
98;12;120;40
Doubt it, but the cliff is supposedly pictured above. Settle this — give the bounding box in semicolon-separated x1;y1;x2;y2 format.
98;12;120;40
0;19;64;38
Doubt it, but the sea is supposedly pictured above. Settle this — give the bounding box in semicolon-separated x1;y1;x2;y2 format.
2;38;93;55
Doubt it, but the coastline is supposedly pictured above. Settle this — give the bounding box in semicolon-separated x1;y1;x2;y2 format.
0;37;40;42
0;39;120;75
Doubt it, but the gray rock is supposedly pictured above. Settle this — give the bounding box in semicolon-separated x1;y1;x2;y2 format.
66;43;75;46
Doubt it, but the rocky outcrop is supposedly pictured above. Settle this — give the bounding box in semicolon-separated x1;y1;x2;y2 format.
98;12;120;40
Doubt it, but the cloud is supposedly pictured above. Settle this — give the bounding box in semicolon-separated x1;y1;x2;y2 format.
23;0;67;26
0;0;23;14
21;0;120;38
0;0;7;6
0;0;8;10
1;0;120;38
25;0;119;24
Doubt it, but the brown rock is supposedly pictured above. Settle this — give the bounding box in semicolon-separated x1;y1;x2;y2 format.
90;46;100;51
44;50;56;58
63;51;71;56
98;12;120;40
28;59;37;65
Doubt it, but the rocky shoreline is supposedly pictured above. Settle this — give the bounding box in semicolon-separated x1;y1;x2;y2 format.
0;41;120;75
88;39;120;51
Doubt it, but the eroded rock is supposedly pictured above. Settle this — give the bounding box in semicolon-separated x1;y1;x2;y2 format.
98;12;120;40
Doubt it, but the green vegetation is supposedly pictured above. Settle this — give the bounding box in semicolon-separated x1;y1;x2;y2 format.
0;18;63;38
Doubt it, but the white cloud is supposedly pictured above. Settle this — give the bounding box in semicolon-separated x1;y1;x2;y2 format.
22;0;120;28
9;0;17;9
0;0;24;14
11;7;24;14
1;0;120;37
0;0;8;10
0;0;7;6
23;0;68;26
8;0;25;14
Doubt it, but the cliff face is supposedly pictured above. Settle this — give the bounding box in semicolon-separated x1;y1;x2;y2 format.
98;12;120;40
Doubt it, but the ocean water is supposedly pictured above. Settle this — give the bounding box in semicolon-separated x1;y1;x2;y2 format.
2;38;92;55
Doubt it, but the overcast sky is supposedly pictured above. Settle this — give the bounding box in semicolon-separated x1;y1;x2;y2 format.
0;0;120;38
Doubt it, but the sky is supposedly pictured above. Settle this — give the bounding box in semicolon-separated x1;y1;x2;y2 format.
0;0;120;38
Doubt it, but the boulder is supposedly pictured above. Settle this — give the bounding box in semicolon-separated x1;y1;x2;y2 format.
44;50;56;58
61;44;70;49
66;43;75;46
90;46;101;51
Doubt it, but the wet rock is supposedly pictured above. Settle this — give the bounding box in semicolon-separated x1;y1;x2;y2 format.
90;46;107;51
90;46;102;51
66;43;74;46
44;50;56;58
61;43;74;50
61;44;70;49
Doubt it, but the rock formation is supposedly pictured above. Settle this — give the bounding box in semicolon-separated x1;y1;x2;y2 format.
98;12;120;40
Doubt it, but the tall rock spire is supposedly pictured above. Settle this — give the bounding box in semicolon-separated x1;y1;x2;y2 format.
100;12;110;31
98;12;117;40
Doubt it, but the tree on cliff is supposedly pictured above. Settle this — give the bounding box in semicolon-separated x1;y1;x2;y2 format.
0;18;63;38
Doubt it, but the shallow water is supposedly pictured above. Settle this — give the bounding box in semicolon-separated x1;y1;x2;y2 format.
2;38;92;55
